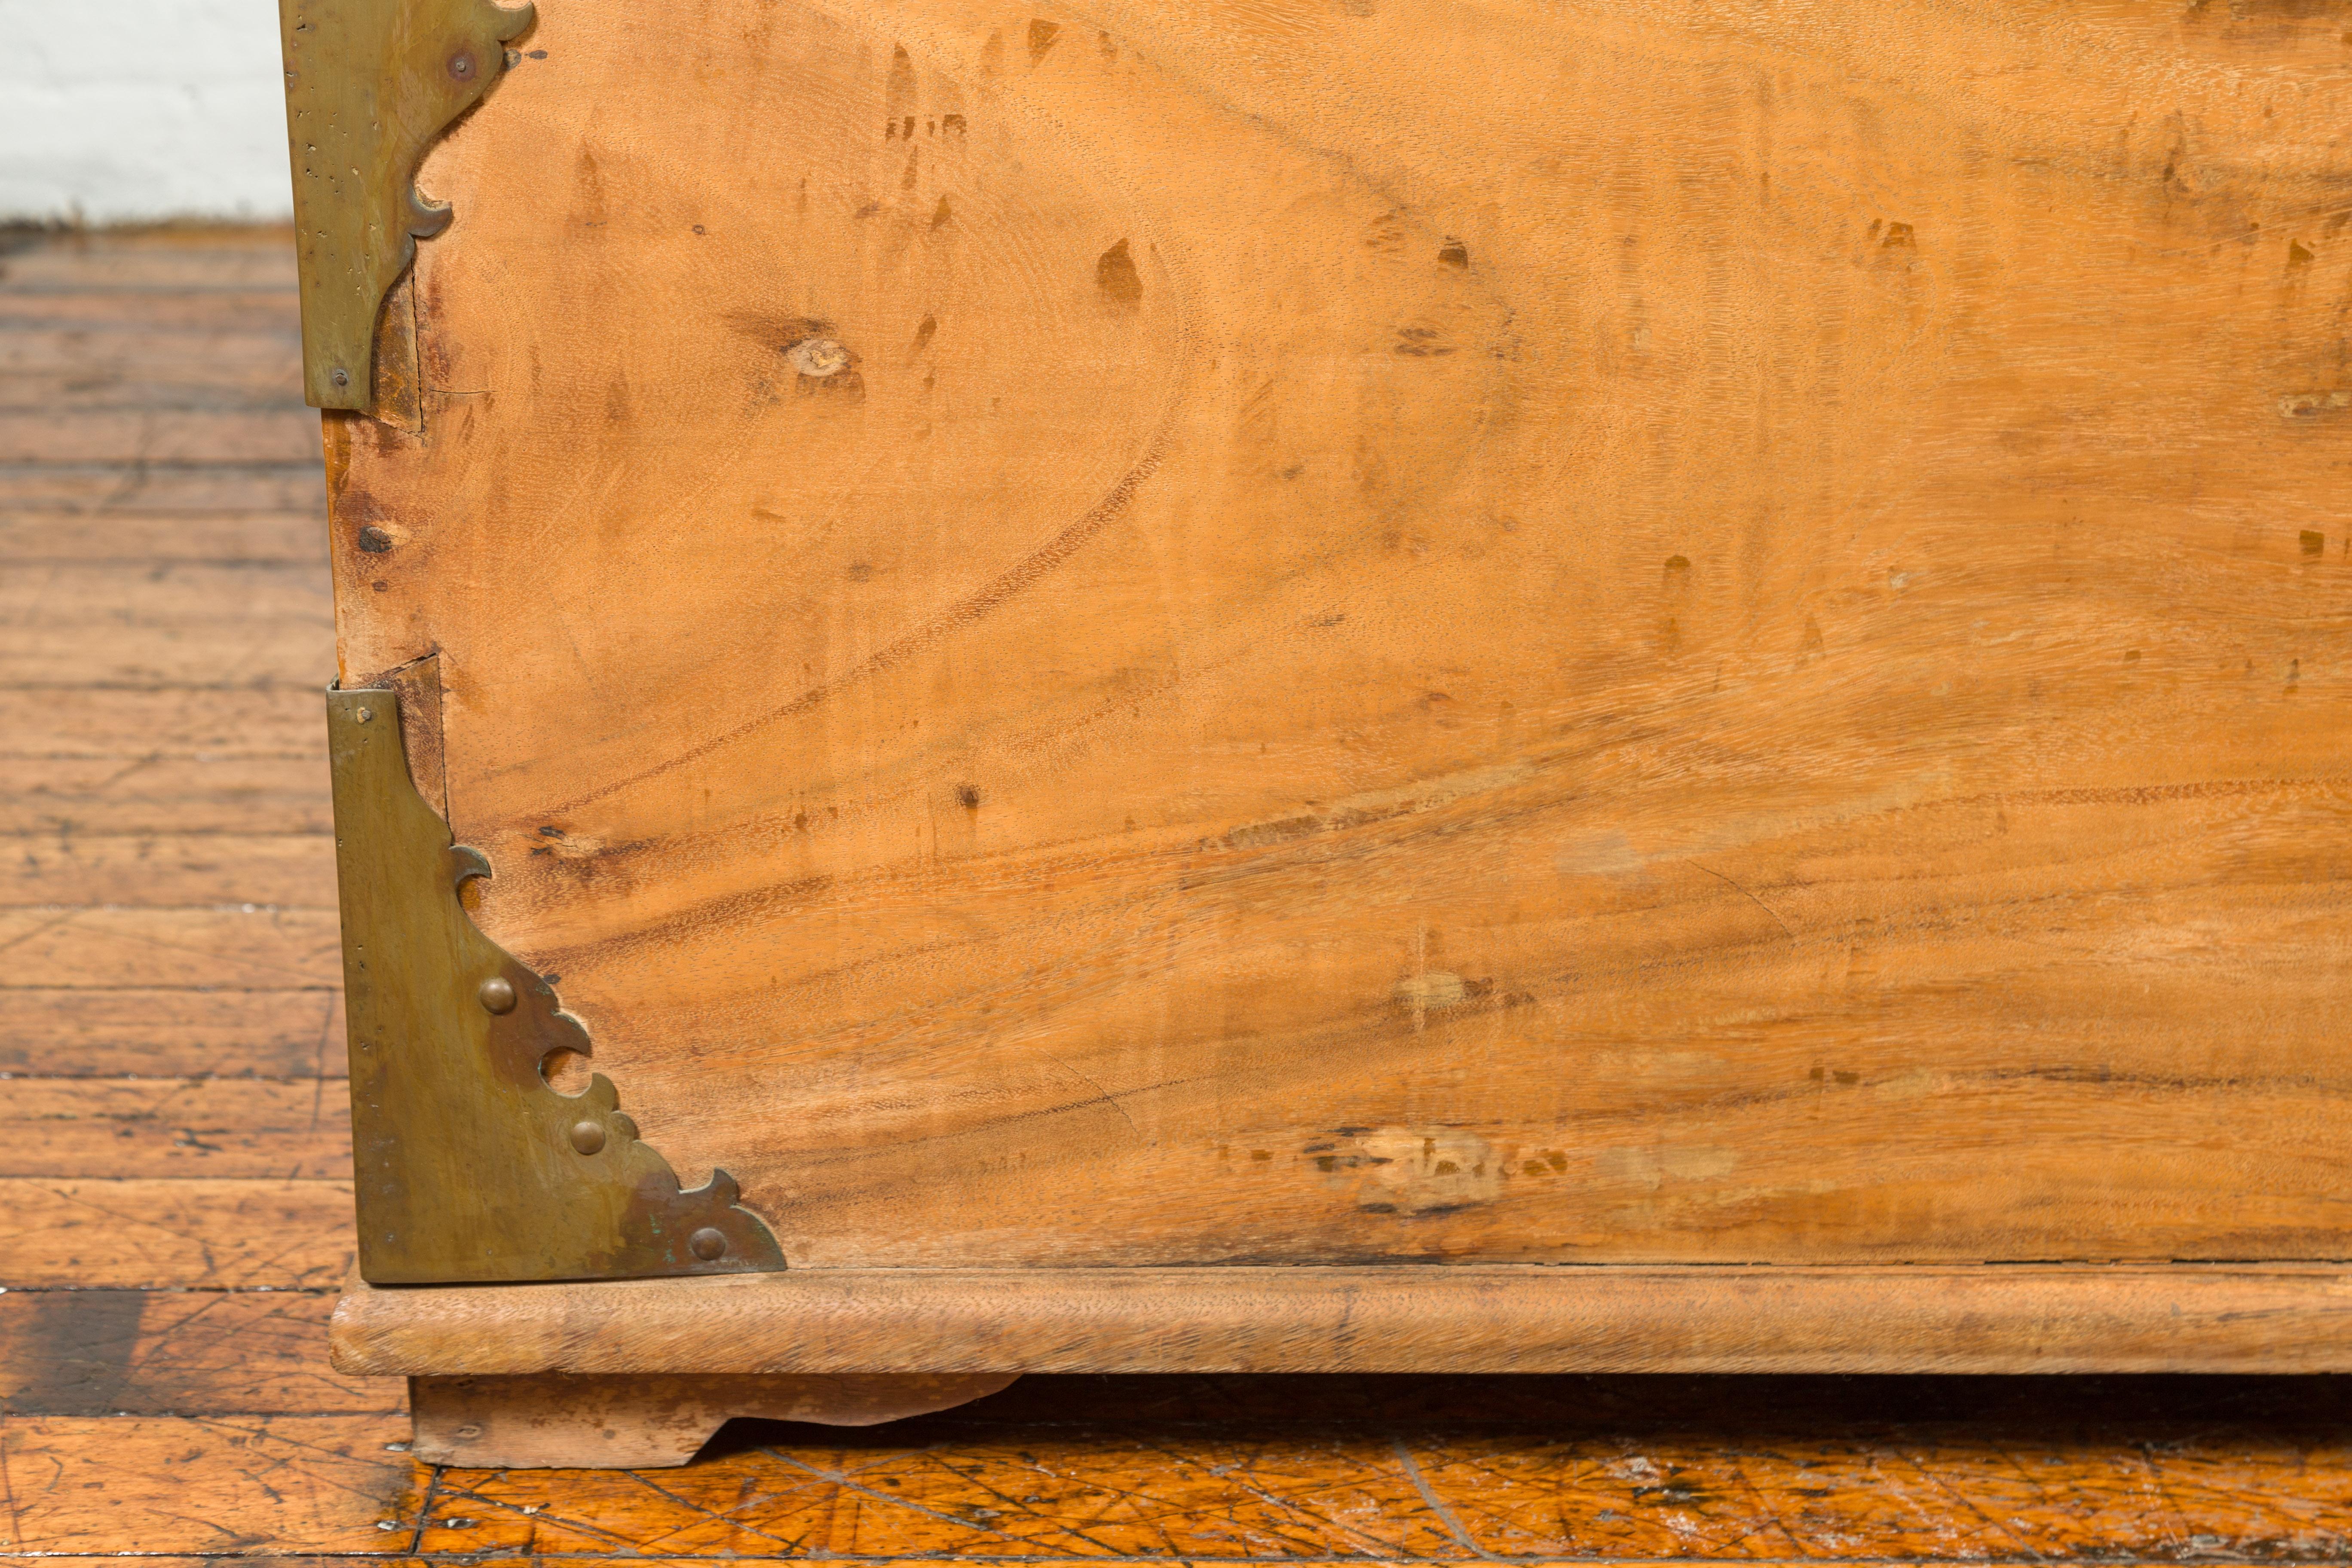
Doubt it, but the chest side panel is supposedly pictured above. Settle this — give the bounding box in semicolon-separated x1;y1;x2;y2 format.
329;0;2352;1266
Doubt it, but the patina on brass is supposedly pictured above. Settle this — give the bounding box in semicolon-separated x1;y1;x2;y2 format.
330;688;786;1285
278;0;536;413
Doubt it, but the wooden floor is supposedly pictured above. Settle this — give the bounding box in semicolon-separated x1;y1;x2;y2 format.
4;224;2351;1563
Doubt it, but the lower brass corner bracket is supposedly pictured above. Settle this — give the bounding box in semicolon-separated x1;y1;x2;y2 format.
329;688;784;1285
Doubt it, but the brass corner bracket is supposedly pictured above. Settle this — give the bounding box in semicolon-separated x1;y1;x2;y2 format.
329;688;785;1285
278;0;536;414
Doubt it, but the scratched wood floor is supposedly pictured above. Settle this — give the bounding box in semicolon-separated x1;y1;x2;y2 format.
5;224;2352;1562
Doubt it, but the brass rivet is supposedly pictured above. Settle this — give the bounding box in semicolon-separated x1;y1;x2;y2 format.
331;367;350;387
689;1227;728;1261
449;51;475;78
354;707;373;724
478;976;517;1014
568;1120;606;1155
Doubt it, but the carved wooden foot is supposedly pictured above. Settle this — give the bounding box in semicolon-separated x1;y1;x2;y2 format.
410;1373;1020;1468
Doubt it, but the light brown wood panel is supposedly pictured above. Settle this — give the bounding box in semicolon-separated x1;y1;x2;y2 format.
0;757;334;833
0;410;323;467
0;331;304;389
0;907;342;989
0;988;344;1079
0;1177;354;1288
12;1078;350;1180
0;466;326;514
0;509;325;564
0;562;334;626
0;1415;418;1552
0;834;334;907
329;1265;2352;1376
0;620;330;686
0;289;315;334
0;233;297;290
0;378;306;415
331;0;2352;1271
0;1289;393;1416
410;1373;1019;1467
0;688;326;759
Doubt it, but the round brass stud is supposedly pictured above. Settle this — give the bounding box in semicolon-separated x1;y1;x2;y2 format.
688;1227;728;1261
568;1120;606;1155
478;976;517;1014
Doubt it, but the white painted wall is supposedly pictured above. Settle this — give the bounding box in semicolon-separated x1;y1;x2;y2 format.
1;0;293;222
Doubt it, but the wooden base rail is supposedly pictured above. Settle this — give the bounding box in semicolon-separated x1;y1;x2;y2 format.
336;1265;2352;1378
407;1372;1021;1467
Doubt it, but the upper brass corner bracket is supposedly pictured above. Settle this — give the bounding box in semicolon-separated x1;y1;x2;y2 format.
329;687;786;1285
277;0;536;415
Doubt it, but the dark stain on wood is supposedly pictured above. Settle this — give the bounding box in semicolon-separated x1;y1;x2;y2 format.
1097;237;1143;304
0;1289;146;1415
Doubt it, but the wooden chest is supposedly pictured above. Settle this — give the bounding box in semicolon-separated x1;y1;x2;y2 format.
288;0;2352;1465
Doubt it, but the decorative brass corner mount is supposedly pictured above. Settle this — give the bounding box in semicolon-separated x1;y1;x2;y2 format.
330;687;785;1285
277;0;536;414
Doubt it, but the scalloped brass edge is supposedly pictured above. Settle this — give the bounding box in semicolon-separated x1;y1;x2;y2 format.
330;686;786;1284
279;0;536;413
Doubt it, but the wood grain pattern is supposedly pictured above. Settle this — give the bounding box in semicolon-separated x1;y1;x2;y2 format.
0;907;343;988
0;1415;420;1552
0;289;310;334
0;231;296;288
0;466;367;514
0;335;303;393
1;687;329;759
0;1178;354;1288
0;622;331;687
15;220;2352;1565
0;410;322;466
0;988;344;1078
0;560;333;623
405;1375;2352;1561
410;1374;1020;1468
0;1290;392;1415
17;1378;2352;1560
0;230;412;1557
323;0;2352;1277
12;1079;350;1179
0;834;336;908
0;758;337;833
0;509;325;564
329;1265;2352;1376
